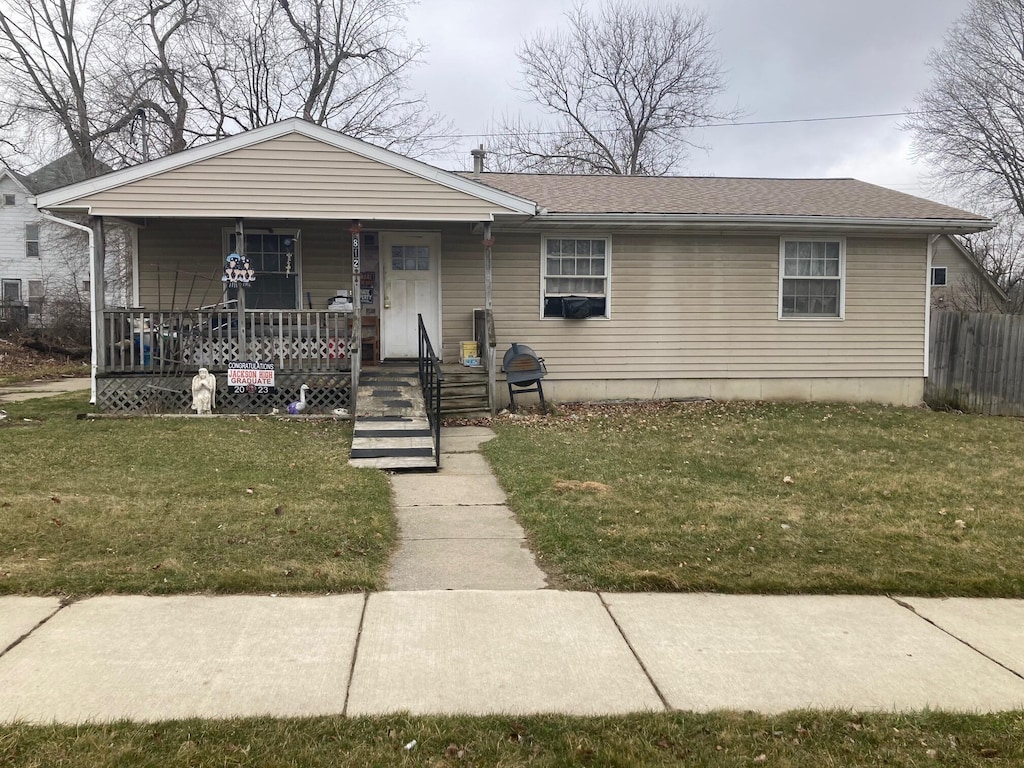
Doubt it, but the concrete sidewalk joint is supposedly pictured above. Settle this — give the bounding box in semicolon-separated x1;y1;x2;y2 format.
891;596;1024;683
598;592;671;711
341;592;370;717
0;598;66;658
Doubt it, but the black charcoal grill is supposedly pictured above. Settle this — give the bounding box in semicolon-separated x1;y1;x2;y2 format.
503;342;548;412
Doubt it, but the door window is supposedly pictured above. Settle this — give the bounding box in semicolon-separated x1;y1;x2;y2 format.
391;245;430;271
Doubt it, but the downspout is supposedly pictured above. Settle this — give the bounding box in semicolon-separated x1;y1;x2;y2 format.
925;235;938;380
38;211;98;404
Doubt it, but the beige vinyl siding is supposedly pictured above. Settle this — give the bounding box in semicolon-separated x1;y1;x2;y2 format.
137;219;358;309
75;134;519;221
931;235;1003;312
441;232;927;380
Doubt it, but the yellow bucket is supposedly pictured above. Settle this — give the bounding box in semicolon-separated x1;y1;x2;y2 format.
460;341;479;362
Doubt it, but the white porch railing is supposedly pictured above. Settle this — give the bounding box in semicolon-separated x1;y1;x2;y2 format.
101;309;353;374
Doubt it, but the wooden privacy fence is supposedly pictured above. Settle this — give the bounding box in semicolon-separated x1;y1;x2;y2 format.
927;310;1024;416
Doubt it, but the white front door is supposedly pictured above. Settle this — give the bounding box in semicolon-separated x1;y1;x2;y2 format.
380;232;441;359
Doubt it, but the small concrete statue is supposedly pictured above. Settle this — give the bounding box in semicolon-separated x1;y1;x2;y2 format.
191;367;216;415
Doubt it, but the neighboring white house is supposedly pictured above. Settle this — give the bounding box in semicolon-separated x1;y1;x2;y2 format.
0;167;47;327
1;155;131;331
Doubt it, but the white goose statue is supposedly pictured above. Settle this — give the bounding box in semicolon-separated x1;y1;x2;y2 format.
287;384;310;415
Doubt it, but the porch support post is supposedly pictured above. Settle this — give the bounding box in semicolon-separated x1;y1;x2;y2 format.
235;218;247;358
91;216;106;404
350;222;363;408
483;223;496;414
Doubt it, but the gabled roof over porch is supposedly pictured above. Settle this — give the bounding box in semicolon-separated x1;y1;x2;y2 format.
34;119;537;222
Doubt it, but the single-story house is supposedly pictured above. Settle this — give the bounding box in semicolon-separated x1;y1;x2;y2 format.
32;118;992;412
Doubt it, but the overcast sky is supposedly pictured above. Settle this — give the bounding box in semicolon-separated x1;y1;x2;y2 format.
404;0;971;200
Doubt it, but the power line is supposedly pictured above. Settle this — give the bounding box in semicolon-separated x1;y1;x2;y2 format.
419;108;928;142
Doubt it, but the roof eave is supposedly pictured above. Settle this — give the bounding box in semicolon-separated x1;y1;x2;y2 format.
529;213;995;234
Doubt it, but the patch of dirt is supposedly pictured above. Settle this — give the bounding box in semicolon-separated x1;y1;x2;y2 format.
0;334;88;380
554;480;612;493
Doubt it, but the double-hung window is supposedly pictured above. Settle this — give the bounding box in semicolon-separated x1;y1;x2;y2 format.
28;280;44;315
25;223;40;259
779;237;844;319
542;236;610;318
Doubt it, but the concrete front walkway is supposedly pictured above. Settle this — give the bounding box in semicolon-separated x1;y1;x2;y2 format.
1;593;1023;723
386;426;548;590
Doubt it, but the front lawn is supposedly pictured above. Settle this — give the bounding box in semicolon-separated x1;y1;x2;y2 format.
3;711;1023;767
0;395;394;596
484;401;1024;596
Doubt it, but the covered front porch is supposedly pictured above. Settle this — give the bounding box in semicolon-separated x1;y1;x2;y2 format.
30;120;534;416
95;306;355;414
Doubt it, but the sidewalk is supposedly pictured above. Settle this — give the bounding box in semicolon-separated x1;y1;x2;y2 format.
1;416;1022;724
1;592;1023;723
0;377;90;403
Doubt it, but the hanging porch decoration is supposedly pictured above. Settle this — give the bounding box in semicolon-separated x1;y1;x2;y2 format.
222;252;255;287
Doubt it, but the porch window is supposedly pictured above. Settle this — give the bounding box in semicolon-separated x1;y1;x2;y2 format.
541;236;611;318
25;223;40;258
226;232;299;309
779;237;844;319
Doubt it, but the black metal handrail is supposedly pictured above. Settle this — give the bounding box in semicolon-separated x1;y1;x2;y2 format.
417;314;444;466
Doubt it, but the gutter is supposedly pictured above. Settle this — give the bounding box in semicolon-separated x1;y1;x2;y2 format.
527;213;995;234
37;211;97;404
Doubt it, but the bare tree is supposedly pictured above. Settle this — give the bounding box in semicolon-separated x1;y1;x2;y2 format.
102;0;220;161
490;0;733;175
0;102;25;167
906;0;1024;313
0;0;127;175
908;0;1024;219
958;214;1024;313
1;0;450;170
200;0;449;155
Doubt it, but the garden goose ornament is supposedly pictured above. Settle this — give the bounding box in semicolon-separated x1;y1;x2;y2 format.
287;384;310;415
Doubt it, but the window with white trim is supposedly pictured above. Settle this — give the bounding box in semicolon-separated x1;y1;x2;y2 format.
225;231;299;309
779;237;844;318
931;266;948;287
542;236;610;318
2;193;15;206
25;223;40;258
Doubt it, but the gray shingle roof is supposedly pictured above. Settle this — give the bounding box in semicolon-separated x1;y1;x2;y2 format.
21;153;112;195
461;173;987;221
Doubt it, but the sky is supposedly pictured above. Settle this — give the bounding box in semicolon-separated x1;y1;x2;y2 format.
403;0;972;200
